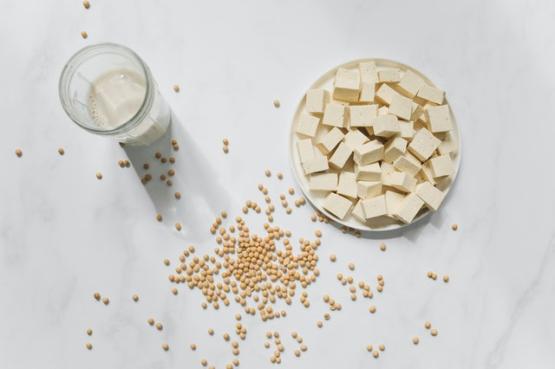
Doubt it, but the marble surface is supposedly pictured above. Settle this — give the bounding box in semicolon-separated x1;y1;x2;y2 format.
1;0;555;368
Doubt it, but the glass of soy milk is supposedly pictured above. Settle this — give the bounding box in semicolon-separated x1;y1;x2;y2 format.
59;43;171;145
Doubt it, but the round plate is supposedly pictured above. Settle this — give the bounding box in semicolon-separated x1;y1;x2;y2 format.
289;58;461;232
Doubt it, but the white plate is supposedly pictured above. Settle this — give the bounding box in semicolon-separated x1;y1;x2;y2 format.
289;58;461;232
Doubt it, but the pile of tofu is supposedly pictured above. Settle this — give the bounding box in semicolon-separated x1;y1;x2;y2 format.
295;62;457;227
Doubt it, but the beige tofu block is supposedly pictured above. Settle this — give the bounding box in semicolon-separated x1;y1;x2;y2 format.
302;150;329;174
389;94;413;121
349;104;378;128
318;127;345;154
383;171;416;193
384;136;408;163
438;131;458;155
378;106;389;116
415;181;445;211
343;129;369;150
393;153;422;177
329;142;353;169
309;172;338;191
378;68;401;83
333;68;361;102
381;162;395;179
398;70;426;97
399;121;415;139
357;181;382;199
296;112;320;137
351;200;366;223
322;102;346;128
361;194;387;219
359;82;375;103
355;162;381;181
375;83;399;105
394;193;424;223
426;105;453;133
359;62;378;84
323;192;353;219
429;154;454;178
297;138;314;163
417;84;445;104
408;128;442;161
353;140;384;165
337;171;358;199
373;115;400;138
384;190;405;217
306;89;329;114
420;162;436;185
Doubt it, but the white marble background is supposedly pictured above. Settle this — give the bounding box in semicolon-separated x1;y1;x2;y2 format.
1;0;555;368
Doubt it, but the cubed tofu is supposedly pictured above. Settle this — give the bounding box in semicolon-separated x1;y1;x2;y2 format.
309;172;338;191
399;121;415;139
337;172;358;199
351;200;366;222
343;129;369;150
393;153;422;177
361;194;387;219
375;83;399;105
394;193;424;224
384;190;405;217
384;136;408;163
438;131;458;155
373;115;400;137
359;62;378;84
302;150;329;174
333;68;360;102
383;171;416;193
420;162;436;185
349;104;378;127
415;181;445;211
323;192;353;219
306;89;329;114
353;140;384;165
322;102;346;128
355;162;381;181
381;162;395;179
417;84;445;104
359;83;376;103
398;70;426;97
378;68;401;83
429;154;454;178
389;94;413;120
318;127;345;154
357;181;382;199
426;105;453;133
296;112;320;137
297;138;314;163
408;128;441;161
329;142;353;169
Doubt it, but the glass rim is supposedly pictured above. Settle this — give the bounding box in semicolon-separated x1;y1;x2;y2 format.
58;42;154;136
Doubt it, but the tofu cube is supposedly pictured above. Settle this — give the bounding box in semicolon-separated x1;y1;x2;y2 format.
337;171;358;199
385;190;405;217
380;162;395;179
309;172;338;191
429;154;454;178
375;83;398;105
393;153;422;177
426;105;453;133
378;68;401;83
322;102;346;128
399;121;415;139
420;162;436;185
297;138;314;163
343;129;369;150
438;131;458;155
417;84;445;104
383;171;416;193
302;150;329;174
373;115;400;137
361;194;387;219
329;142;353;169
355;162;381;181
359;62;378;84
359;82;376;103
415;181;445;211
389;94;413;121
318;127;345;154
351;200;366;223
394;193;424;223
378;106;389;115
306;89;329;114
353;140;384;165
384;136;408;163
357;181;382;199
398;70;426;97
296;112;320;137
349;104;377;128
333;68;360;102
323;192;353;219
408;128;441;161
